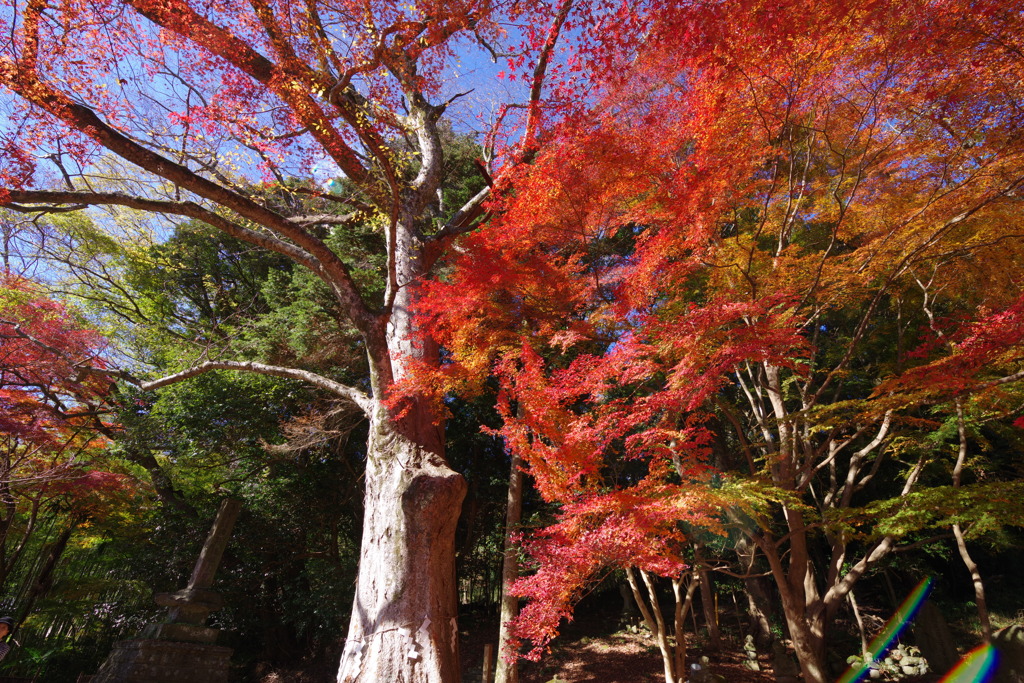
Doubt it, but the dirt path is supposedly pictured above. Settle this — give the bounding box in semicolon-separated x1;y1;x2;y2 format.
517;631;774;683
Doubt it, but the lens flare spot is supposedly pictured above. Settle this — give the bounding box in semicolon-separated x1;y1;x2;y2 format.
837;577;933;683
939;643;999;683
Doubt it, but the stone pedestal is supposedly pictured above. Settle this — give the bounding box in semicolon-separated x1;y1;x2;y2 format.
91;639;232;683
151;587;225;628
142;622;221;644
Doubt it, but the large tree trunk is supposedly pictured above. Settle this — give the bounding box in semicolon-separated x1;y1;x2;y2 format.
337;401;466;682
758;528;829;683
778;591;828;683
337;220;467;682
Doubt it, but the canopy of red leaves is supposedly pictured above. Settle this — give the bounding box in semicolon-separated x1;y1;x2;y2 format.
407;0;1024;656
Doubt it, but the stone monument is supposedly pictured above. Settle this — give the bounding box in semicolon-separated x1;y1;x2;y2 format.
771;641;801;683
743;634;761;671
993;624;1024;683
92;498;242;683
912;599;958;675
689;656;725;683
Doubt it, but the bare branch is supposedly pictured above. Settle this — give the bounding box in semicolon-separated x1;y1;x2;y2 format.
521;0;574;158
3;190;325;275
289;212;367;227
4;203;86;214
972;369;1024;392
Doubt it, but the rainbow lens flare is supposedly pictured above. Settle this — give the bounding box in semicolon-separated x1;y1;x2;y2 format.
939;643;999;683
837;577;933;683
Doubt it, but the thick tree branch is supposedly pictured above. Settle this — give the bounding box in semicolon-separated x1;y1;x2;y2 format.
141;361;373;416
3;190;325;275
431;185;491;243
0;65;379;335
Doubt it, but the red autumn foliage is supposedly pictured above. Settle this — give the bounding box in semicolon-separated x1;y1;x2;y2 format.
1;274;130;517
1;274;112;431
1;0;1023;679
409;0;1024;677
877;295;1024;403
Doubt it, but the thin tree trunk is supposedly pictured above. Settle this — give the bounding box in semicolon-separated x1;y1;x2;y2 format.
744;581;773;647
848;589;868;658
952;525;990;640
672;578;686;681
641;569;676;683
952;404;991;641
695;546;721;651
495;449;523;683
17;521;75;628
672;574;699;682
734;533;773;646
626;567;677;683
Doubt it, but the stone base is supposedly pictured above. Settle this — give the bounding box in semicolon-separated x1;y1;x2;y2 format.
143;622;221;644
91;639;232;683
994;625;1024;683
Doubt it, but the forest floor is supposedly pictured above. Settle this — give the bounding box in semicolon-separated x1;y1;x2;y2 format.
456;607;954;683
251;594;999;682
459;608;776;683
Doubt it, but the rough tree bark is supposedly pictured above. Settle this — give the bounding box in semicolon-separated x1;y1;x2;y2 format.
336;220;467;682
337;402;465;681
